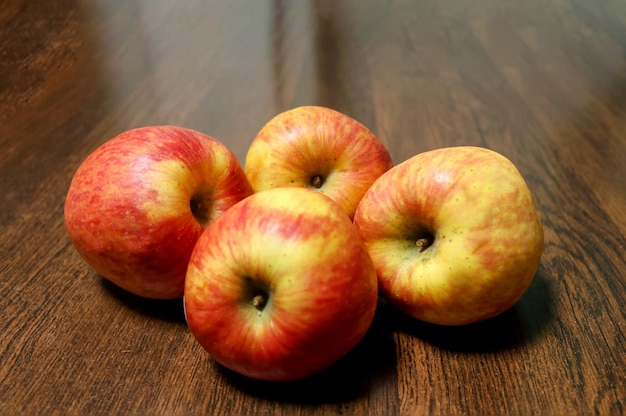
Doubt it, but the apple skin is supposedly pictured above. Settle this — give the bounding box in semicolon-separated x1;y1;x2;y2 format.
184;187;378;381
353;146;544;326
244;106;393;219
64;126;253;299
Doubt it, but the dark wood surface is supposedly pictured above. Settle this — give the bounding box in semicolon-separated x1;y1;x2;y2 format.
1;1;625;415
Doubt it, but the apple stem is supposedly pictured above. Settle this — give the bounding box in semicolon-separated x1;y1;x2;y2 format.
311;175;323;188
416;237;432;252
252;294;267;311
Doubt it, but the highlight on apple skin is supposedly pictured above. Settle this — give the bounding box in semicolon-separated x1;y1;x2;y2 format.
64;125;253;299
184;187;379;381
244;105;393;220
353;146;544;326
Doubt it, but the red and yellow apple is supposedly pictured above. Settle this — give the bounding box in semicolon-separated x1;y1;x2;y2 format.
64;125;253;299
353;146;544;325
184;187;378;381
244;106;393;219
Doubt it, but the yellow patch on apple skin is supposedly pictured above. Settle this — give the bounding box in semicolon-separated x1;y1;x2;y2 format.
138;159;196;218
139;148;235;223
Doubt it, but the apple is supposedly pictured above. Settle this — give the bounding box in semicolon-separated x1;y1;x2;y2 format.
64;125;253;299
353;146;544;325
184;187;378;381
244;106;393;219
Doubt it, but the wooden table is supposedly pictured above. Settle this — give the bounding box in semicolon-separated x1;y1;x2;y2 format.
1;1;624;414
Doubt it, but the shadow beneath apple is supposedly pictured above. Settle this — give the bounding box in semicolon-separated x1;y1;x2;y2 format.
217;299;398;404
99;277;186;324
384;267;555;352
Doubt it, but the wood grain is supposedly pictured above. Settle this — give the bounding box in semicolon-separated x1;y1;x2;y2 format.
1;0;624;415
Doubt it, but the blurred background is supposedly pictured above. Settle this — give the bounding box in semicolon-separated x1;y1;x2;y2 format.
4;0;625;166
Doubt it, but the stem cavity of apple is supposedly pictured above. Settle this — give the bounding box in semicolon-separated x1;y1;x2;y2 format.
190;192;212;226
